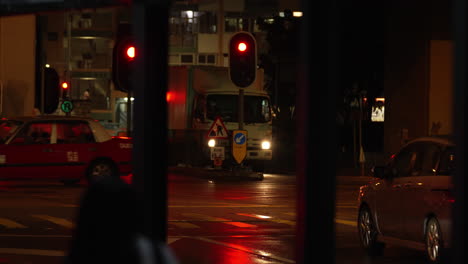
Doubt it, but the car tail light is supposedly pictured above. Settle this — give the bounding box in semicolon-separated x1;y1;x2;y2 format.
113;136;132;140
434;189;456;204
444;191;455;203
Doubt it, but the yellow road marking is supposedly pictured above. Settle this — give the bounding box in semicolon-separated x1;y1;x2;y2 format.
0;218;27;229
32;214;74;229
170;222;200;229
0;248;65;257
169;204;290;208
236;213;295;226
182;213;257;228
335;219;357;227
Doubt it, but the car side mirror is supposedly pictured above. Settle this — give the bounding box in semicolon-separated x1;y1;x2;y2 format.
372;166;386;179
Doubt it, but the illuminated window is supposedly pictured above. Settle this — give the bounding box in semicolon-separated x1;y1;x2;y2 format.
371;98;385;122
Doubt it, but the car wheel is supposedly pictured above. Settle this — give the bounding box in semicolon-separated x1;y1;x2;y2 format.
425;217;443;263
358;205;384;256
87;160;117;183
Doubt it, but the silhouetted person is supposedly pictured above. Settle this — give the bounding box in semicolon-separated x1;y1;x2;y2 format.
216;125;223;136
65;177;178;264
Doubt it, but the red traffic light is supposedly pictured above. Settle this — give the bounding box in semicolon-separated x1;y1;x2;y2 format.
237;42;247;52
229;32;257;88
113;35;136;93
61;82;69;90
126;46;136;59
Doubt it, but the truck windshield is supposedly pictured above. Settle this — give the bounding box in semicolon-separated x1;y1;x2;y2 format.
206;95;271;123
0;120;22;144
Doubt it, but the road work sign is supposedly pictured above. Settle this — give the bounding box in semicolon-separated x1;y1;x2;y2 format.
206;117;229;139
232;130;247;164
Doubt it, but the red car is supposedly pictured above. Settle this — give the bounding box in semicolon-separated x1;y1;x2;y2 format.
0;116;132;184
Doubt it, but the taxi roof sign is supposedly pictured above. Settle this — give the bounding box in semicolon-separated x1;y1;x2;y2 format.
206;117;229;139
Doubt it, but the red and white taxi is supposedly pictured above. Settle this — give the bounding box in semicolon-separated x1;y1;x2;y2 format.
0;116;132;184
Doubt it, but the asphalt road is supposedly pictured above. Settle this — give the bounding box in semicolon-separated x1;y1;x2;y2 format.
0;170;428;264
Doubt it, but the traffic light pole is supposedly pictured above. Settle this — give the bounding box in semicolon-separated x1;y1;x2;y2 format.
127;90;132;137
238;88;244;130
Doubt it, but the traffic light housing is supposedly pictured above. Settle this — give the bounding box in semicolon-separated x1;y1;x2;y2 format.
112;36;136;93
43;67;60;114
61;81;69;99
229;32;257;88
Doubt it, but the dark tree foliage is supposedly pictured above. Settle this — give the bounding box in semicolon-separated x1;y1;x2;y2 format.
257;9;301;120
257;10;302;171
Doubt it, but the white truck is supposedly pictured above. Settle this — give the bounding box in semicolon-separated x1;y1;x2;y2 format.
167;65;272;171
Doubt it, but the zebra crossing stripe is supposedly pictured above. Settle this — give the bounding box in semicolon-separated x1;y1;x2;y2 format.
32;215;74;229
0;218;27;229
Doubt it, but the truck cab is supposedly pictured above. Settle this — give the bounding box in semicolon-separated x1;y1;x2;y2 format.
167;65;273;171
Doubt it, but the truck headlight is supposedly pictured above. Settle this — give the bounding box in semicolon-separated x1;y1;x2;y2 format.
208;139;216;148
261;141;271;150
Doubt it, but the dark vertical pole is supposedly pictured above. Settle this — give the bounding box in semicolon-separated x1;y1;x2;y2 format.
296;0;339;263
238;88;244;130
452;1;465;263
127;90;132;137
35;15;45;113
132;0;170;243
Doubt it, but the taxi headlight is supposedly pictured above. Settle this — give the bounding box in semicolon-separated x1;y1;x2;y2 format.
261;141;271;150
208;139;216;148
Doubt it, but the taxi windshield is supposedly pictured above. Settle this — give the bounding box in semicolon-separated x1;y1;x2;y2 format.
0;120;22;144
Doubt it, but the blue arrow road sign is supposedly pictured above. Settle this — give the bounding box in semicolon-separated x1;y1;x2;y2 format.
234;132;246;145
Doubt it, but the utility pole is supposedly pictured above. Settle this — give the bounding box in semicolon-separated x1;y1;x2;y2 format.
217;0;224;67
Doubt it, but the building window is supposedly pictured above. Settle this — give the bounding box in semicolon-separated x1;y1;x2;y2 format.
181;54;194;63
207;54;215;64
169;10;200;35
198;54;216;65
225;17;250;32
71;79;111;110
199;12;217;33
198;55;206;64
